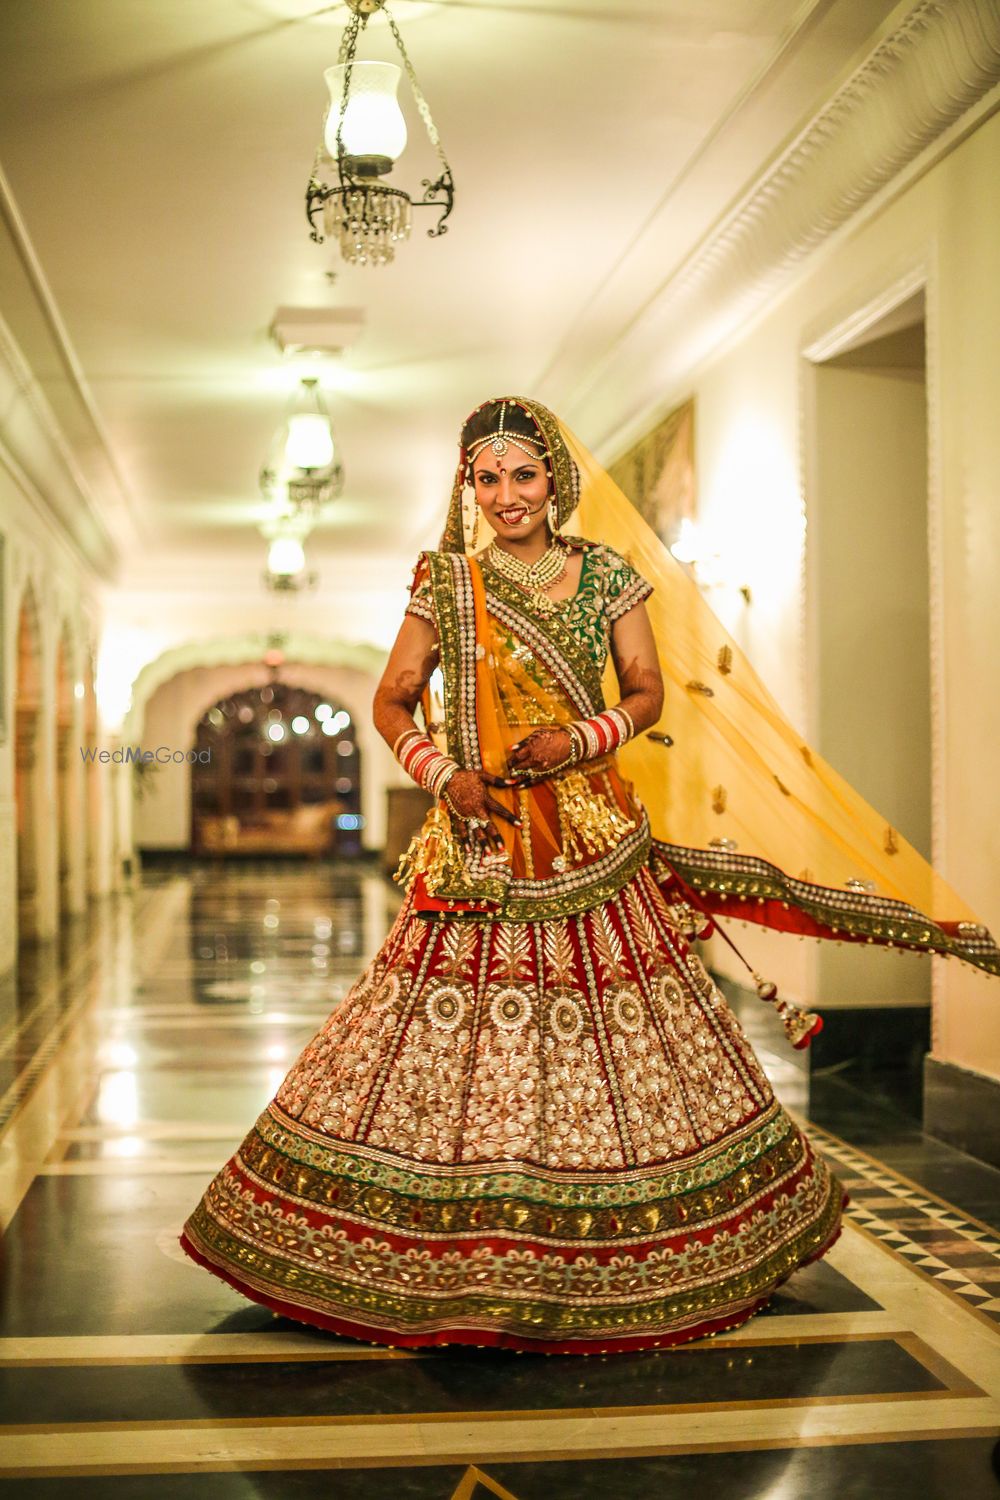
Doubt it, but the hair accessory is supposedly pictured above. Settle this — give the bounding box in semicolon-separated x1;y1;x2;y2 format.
466;399;551;469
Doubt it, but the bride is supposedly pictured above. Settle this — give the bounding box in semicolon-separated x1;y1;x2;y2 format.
181;395;997;1352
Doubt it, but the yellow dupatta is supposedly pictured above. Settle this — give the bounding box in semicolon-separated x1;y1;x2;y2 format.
434;398;999;977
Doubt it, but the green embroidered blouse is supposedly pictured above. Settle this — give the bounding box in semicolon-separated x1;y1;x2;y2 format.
406;540;652;672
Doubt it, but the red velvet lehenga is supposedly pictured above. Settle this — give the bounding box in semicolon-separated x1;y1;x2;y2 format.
181;542;846;1351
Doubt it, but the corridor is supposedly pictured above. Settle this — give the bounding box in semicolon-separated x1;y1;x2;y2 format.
4;0;1000;1491
1;863;998;1495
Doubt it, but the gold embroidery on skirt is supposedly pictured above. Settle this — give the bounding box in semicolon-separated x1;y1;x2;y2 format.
554;772;636;864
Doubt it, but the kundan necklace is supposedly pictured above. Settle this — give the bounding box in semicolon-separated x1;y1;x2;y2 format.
485;540;567;615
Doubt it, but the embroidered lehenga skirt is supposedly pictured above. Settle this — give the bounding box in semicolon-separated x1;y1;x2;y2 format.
181;864;844;1352
181;544;845;1350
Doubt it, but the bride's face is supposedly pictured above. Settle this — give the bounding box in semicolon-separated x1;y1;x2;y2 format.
471;441;551;546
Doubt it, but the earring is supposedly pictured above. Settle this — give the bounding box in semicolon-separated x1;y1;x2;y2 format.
471;506;481;551
545;497;559;540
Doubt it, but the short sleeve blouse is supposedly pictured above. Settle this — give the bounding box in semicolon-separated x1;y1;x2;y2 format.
405;554;436;628
402;544;652;657
585;544;653;622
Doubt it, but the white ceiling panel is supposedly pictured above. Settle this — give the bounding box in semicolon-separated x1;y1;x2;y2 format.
0;0;902;580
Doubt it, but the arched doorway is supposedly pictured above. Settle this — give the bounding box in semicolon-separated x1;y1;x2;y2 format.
125;632;387;857
190;682;363;858
15;588;44;943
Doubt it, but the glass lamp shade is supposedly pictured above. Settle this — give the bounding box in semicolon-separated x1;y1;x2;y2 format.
259;378;342;506
286;413;334;470
267;536;306;576
324;61;407;163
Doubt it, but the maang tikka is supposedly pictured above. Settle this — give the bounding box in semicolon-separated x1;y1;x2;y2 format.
465;399;550;468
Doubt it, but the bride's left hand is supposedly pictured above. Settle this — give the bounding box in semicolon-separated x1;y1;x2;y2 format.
508;727;574;777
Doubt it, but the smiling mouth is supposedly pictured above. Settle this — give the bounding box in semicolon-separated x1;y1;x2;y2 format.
498;506;528;525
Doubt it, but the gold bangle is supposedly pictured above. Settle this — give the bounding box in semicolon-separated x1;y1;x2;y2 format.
392;727;423;760
615;706;636;740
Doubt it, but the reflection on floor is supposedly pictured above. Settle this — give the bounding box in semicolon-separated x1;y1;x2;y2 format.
1;862;998;1495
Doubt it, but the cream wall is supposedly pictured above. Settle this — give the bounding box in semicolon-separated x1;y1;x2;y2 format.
659;109;1000;1082
811;366;931;1008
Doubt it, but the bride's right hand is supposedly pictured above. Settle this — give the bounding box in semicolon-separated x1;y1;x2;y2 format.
444;770;521;856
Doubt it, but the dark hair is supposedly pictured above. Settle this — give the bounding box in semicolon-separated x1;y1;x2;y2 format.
461;400;544;456
461;400;549;489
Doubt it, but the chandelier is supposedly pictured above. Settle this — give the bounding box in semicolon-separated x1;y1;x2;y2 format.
259;377;344;512
261;523;319;593
306;0;454;267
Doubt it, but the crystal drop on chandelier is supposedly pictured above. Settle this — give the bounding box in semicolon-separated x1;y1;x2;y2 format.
324;183;412;267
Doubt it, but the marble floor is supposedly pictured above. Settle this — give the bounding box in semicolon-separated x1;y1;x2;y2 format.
1;863;999;1497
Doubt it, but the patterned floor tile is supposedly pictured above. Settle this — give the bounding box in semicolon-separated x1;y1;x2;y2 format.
809;1125;1000;1327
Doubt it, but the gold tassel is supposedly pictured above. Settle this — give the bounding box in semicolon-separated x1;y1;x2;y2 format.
752;971;823;1049
554;772;635;864
394;807;466;894
780;1003;824;1049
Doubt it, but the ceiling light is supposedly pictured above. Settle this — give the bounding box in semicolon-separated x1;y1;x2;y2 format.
260;377;344;511
269;306;365;357
324;61;407;165
267;536;306;576
261;517;319;591
306;0;455;267
286;413;334;470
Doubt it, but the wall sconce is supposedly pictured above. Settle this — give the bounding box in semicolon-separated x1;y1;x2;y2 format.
669;518;751;605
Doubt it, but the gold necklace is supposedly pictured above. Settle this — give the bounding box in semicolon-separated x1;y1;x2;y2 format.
485;541;567;614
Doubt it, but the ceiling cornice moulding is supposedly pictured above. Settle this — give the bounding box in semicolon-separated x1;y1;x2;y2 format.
0;314;119;580
0;160;140;566
562;0;1000;453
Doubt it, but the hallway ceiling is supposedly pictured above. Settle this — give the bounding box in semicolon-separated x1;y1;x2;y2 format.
0;0;903;587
